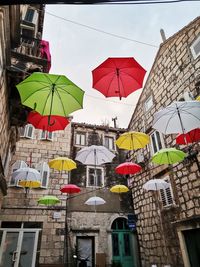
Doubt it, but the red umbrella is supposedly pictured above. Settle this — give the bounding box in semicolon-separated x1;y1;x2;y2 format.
92;57;146;99
115;162;142;175
27;111;70;132
176;128;200;145
60;184;81;194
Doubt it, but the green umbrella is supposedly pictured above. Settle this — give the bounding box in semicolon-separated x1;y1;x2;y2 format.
151;148;186;165
16;72;85;117
37;195;60;206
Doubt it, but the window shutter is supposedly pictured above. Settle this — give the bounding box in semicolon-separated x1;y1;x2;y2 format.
160;189;167;207
36;162;49;188
25;124;34;139
10;160;27;186
159;177;174;207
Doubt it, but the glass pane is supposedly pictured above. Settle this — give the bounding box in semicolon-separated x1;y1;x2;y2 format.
0;232;19;267
151;133;157;153
123;234;131;256
156;131;162;150
42;171;48;187
20;232;35;267
77;238;92;267
112;234;119;256
80;134;85;145
96;169;102;187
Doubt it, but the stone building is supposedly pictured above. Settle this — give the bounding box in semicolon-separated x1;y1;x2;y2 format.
0;5;48;208
0;120;140;267
127;17;200;267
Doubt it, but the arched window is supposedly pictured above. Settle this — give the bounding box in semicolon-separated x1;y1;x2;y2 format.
36;162;50;188
10;160;27;186
111;217;129;230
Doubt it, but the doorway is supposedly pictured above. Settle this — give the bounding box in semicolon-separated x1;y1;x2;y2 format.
111;218;135;267
0;227;40;267
183;228;200;267
76;236;94;267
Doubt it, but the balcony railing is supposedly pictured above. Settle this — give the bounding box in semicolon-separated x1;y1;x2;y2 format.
15;35;41;58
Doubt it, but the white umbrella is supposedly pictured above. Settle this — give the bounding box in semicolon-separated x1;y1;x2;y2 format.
143;179;170;191
12;167;41;185
153;101;200;134
85;196;106;206
75;145;115;166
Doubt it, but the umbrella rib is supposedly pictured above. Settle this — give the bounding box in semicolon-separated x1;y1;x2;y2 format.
55;85;84;107
120;69;143;87
53;88;68;116
105;74;117;96
93;68;115;86
41;89;53;115
20;85;52;103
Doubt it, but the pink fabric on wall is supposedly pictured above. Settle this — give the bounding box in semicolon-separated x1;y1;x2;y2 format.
40;40;51;72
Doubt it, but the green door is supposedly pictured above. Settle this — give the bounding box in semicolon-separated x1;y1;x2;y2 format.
112;231;134;267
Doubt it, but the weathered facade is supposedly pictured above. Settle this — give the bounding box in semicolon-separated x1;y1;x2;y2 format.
0;4;48;208
0;120;140;267
128;17;200;267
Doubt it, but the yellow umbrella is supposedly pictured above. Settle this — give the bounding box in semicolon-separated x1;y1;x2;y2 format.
115;131;149;150
48;157;77;171
110;184;129;193
18;180;41;188
196;95;200;101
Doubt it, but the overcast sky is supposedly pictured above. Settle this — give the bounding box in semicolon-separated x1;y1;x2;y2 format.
43;2;200;129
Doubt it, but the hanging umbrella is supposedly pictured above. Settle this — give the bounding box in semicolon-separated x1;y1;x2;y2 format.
27;111;70;132
92;57;146;99
75;145;115;166
115;131;149;150
85;196;106;206
37;195;60;205
12;167;41;188
143;179;170;191
196;96;200;101
60;184;81;194
151;148;186;165
115;162;142;175
110;184;129;193
176;128;200;145
48;157;77;171
16;72;85;118
153;101;200;135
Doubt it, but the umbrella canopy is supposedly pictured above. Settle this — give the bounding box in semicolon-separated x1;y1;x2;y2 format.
12;167;41;188
37;195;60;205
92;57;146;99
115;162;142;175
115;131;149;151
176;128;200;145
153;101;200;134
151;148;186;165
110;184;129;193
60;184;81;194
75;145;115;166
27;111;70;132
16;72;85;117
48;157;77;171
85;196;106;206
143;179;170;191
196;96;200;101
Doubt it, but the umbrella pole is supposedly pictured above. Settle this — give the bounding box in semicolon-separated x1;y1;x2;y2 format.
116;68;122;100
65;195;69;267
48;84;55;126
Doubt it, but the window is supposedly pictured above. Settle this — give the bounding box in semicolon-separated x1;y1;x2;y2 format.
0;16;4;78
86;166;104;187
9;160;27;186
190;35;200;60
75;132;86;146
159;177;174;207
40;130;53;141
150;131;164;155
20;124;34;139
144;95;153;112
178;91;194;101
24;8;38;24
36;162;50;188
104;136;115;150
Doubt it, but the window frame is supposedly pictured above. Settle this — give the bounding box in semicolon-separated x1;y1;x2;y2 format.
104;135;115;151
144;95;153;112
159;176;174;208
190;35;200;60
150;130;165;155
9;160;28;187
40;130;54;141
20;124;35;139
35;162;50;188
0;15;4;79
75;132;86;146
86;166;104;188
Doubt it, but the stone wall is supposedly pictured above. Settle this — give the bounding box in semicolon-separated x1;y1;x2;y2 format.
128;17;200;267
